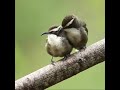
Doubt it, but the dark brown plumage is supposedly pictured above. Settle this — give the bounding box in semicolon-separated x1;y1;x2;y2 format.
61;15;88;50
62;15;81;29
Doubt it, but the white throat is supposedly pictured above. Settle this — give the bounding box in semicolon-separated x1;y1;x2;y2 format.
47;34;63;46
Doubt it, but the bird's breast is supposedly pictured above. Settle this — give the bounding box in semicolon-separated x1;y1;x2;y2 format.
47;34;63;47
65;28;81;44
64;27;88;49
45;34;72;57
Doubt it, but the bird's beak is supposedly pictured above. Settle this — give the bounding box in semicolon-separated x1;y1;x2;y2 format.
41;32;50;36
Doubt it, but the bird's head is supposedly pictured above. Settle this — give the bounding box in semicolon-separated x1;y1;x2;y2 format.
61;15;81;29
41;25;63;36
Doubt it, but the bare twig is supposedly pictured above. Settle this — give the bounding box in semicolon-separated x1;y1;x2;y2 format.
15;38;105;90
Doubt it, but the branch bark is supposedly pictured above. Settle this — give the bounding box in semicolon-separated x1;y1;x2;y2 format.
15;38;105;90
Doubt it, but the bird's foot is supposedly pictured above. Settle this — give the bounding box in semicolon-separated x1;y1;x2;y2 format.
63;54;70;61
51;57;55;65
82;46;86;50
79;46;86;52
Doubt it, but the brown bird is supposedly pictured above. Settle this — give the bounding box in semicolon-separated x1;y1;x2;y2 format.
41;26;73;64
60;15;88;51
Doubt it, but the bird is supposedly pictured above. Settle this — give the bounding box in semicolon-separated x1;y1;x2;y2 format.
59;15;88;51
41;25;73;64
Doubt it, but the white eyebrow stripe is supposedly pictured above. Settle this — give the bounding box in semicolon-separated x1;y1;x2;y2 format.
51;25;62;31
51;28;58;31
65;18;74;27
57;25;62;29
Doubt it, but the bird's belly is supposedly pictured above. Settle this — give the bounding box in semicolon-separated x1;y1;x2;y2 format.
46;37;72;57
66;28;81;47
46;44;70;57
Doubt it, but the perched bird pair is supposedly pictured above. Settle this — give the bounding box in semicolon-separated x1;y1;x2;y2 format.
41;15;88;64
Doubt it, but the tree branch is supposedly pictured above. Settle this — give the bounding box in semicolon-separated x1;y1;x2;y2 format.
15;38;105;90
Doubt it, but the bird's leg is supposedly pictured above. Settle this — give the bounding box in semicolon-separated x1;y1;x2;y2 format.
51;56;55;65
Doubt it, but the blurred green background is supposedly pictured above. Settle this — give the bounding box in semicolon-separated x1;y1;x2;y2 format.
15;0;105;89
